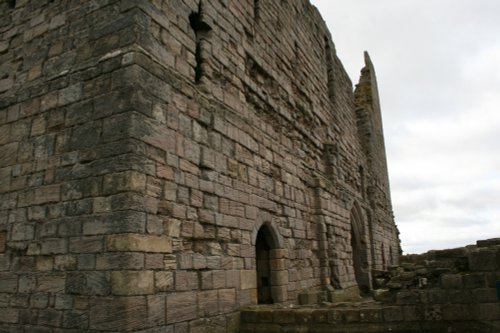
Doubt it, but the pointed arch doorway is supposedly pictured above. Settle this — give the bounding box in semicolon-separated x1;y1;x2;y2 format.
350;204;371;294
256;224;275;304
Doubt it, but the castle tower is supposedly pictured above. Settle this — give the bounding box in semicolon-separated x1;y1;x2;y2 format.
0;1;399;331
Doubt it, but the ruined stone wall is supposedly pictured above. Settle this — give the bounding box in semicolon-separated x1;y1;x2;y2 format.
0;0;399;332
241;239;500;333
373;239;500;330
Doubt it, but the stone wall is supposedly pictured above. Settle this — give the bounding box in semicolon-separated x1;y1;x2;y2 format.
373;239;500;330
0;0;399;332
241;239;500;333
240;305;498;333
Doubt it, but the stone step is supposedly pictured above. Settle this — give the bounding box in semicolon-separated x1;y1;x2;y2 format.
239;304;500;333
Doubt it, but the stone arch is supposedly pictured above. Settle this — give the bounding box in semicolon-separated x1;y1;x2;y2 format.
251;221;286;304
350;201;371;294
251;220;284;248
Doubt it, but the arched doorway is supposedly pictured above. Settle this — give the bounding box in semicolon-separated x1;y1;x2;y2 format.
256;225;274;303
350;204;371;294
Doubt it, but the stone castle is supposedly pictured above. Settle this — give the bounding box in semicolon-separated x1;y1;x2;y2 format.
2;1;497;333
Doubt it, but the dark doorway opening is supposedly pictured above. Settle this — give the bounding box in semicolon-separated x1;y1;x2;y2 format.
350;207;371;295
351;228;367;293
256;225;274;304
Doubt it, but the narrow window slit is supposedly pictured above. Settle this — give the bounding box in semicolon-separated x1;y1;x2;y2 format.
189;1;212;84
324;36;335;101
254;0;260;21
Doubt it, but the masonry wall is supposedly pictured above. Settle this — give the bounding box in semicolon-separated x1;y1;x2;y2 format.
0;0;399;332
382;239;500;322
372;239;500;331
241;239;500;333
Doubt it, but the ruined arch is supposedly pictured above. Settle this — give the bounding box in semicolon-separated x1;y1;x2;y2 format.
350;202;371;294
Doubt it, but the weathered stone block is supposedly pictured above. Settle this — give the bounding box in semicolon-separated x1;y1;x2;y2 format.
103;170;146;194
40;238;68;254
463;273;486;289
396;290;419;305
30;115;46;136
427;290;448;303
147;294;165;326
442;304;472;321
359;308;382;322
69;123;100;150
382;306;404;322
62;310;88;329
11;294;29;308
295;309;315;325
441;273;462;289
271;285;288;303
155;271;174;291
423;304;442;321
11;223;34;241
254;309;274;323
166;292;197;324
273;309;295;324
54;255;77;270
34;184;60;204
0;232;6;253
58;83;83;106
0;142;18;167
447;289;472;303
240;270;256;290
66;271;110;296
270;259;286;271
198;290;219;317
145;253;164;270
338;309;358;323
270;249;287;259
473;288;498;303
89;296;147;331
192;315;227;333
218;288;236;313
55;294;74;310
270;270;288;286
69;236;104;253
133;114;176;152
164;218;181;238
0;272;18;292
31;293;49;309
175;270;198;291
0;308;20;323
37;273;65;293
209;270;224;289
36;256;54;271
474;303;500;320
38;309;63;327
82;211;146;235
107;233;172;253
111;270;154;295
468;249;498;271
225;269;240;288
485;272;500;288
96;252;144;270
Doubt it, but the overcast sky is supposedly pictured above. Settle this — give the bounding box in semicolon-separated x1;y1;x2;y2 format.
310;0;500;254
